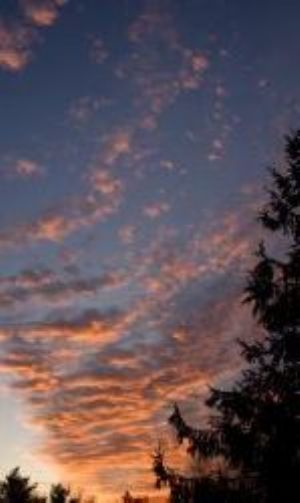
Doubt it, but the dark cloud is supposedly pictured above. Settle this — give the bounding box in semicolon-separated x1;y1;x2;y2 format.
0;268;125;308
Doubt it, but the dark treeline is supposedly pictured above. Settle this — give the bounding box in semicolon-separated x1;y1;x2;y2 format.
0;468;83;503
153;131;300;502
0;469;147;503
1;132;299;503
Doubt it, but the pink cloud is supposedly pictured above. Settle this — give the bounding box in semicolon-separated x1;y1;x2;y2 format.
0;20;33;71
123;4;210;121
14;158;43;177
90;170;123;197
0;1;68;72
143;202;170;219
21;0;67;27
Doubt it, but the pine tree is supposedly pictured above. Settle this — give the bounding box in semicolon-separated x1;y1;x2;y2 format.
0;468;42;503
154;131;300;502
50;484;80;503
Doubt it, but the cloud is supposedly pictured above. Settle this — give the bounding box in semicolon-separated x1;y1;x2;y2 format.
89;36;108;65
14;158;43;177
0;196;261;498
0;1;68;72
0;156;45;180
0;214;78;248
0;155;46;182
122;3;209;121
0;20;33;71
35;308;127;346
101;129;133;166
118;225;136;245
0;285;256;498
0;347;59;394
68;96;113;125
0;1;268;498
21;0;67;27
143;201;170;220
0;268;126;309
90;170;123;197
31;214;78;241
0;166;124;249
128;204;258;310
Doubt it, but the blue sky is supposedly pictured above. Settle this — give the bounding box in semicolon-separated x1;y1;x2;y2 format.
0;0;299;500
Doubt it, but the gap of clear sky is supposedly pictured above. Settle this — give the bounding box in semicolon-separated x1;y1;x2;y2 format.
0;0;300;500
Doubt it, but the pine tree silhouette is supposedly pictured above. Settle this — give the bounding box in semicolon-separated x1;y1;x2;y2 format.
154;131;300;502
50;484;69;503
0;468;44;503
50;484;80;503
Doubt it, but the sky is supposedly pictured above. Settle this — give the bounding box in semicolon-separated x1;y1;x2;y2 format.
0;0;300;500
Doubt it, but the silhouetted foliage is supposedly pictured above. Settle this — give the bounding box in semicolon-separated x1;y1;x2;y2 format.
50;485;70;503
0;468;44;503
122;490;149;503
0;471;84;503
154;131;300;502
50;484;80;503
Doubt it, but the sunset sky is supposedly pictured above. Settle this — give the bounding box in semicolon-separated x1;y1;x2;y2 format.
0;0;300;500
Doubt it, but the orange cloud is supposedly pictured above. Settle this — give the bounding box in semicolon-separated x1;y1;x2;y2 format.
102;130;133;166
34;214;76;241
0;251;259;500
90;170;123;197
21;0;67;27
0;20;33;71
0;162;124;248
0;1;68;73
